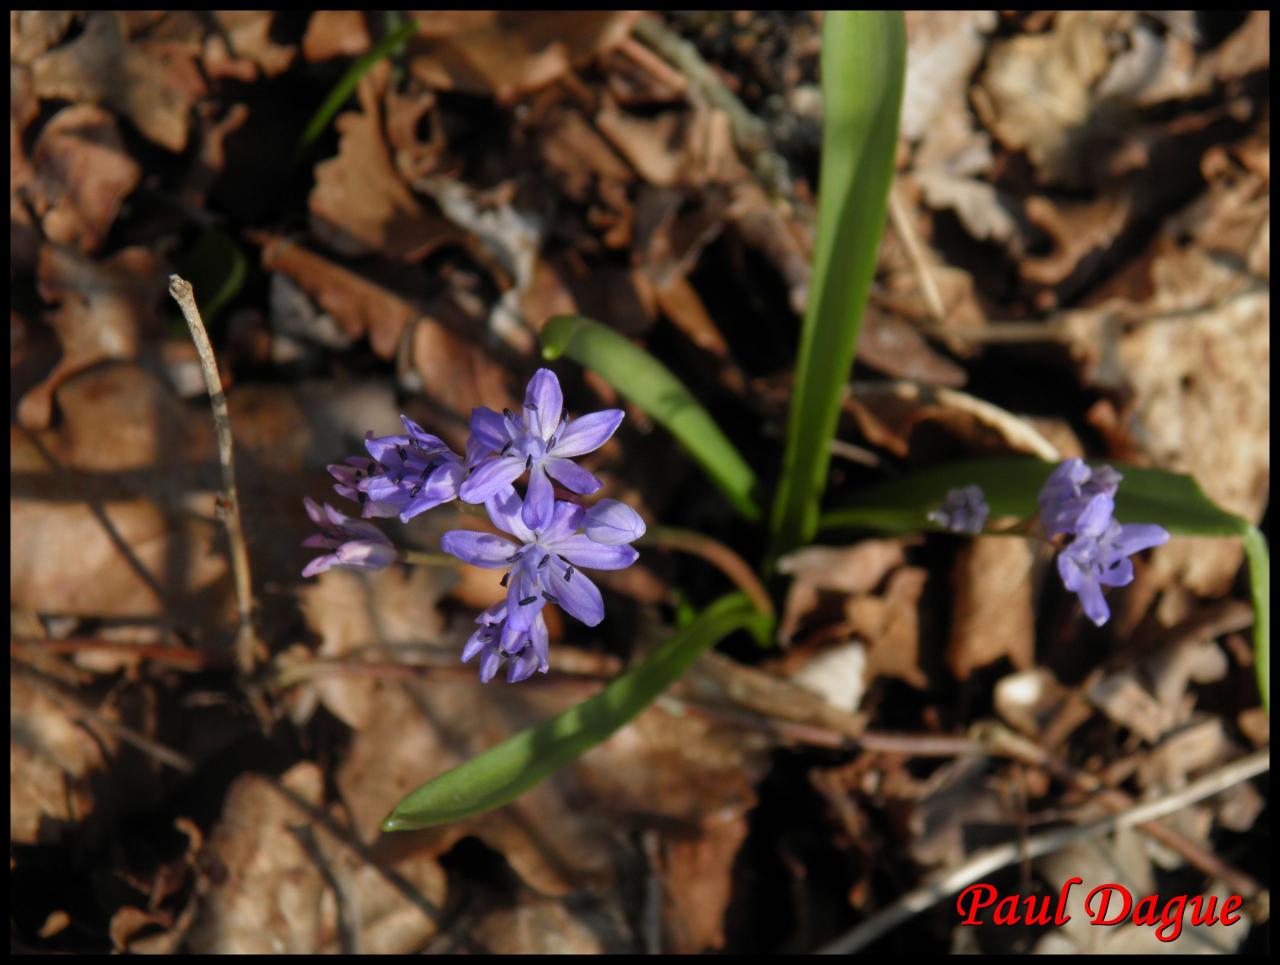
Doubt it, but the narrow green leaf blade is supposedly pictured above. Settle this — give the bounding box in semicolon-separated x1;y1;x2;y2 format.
382;593;768;830
1243;526;1270;710
541;314;760;521
296;18;420;157
769;12;906;560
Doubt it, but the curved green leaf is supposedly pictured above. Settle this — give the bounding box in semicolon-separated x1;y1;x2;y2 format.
822;456;1269;709
541;314;760;521
382;593;769;830
768;12;906;561
820;457;1247;538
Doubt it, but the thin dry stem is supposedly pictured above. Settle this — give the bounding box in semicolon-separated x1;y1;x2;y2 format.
816;747;1270;953
641;525;775;620
888;184;948;324
168;274;259;675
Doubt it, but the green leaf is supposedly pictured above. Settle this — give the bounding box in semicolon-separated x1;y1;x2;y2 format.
768;12;906;561
541;314;760;521
296;17;420;158
822;456;1270;710
820;457;1247;537
1243;526;1270;710
382;593;768;830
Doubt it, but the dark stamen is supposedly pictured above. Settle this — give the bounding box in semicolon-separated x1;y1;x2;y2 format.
419;464;432;480
394;473;404;485
504;553;521;563
542;592;559;604
500;441;513;456
357;492;368;505
537;555;550;569
503;407;515;420
500;572;510;588
396;445;408;460
548;435;556;448
525;455;533;470
410;483;423;497
564;564;575;582
518;595;537;606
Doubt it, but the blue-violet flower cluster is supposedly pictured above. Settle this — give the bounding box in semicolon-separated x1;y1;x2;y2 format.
302;368;644;682
937;459;1169;627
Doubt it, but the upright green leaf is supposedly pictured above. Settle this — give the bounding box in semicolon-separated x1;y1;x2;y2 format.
1243;526;1270;710
383;593;768;830
768;12;906;561
542;314;760;521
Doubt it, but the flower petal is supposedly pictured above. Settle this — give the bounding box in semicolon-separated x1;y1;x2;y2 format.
523;368;563;441
1112;522;1170;556
335;539;396;570
543;559;604;626
583;499;646;544
478;649;502;683
460;454;525;503
1074;493;1115;539
399;415;449;452
440;530;517;568
303;496;327;527
507;648;540;683
484;487;535;543
541;500;584;544
301;553;338;578
505;564;547;631
529;613;549;672
461;627;492;663
398;461;465;522
543;456;602;495
470;406;509;452
546;534;638;570
550;409;623;458
522;464;555;530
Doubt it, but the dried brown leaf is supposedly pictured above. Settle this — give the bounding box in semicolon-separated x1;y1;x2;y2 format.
848;566;929;689
310;67;462;262
29;104;140;253
302;11;371;62
19;245;163;430
187;762;446;953
10;672;112;844
203;11;296;82
406;12;639;102
31;12;204;152
947;537;1037;679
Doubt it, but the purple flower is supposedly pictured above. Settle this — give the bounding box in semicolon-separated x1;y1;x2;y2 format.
927;485;990;534
460;369;624;531
1057;494;1170;626
302;497;396;578
583;499;647;545
1038;458;1124;536
461;602;550;683
357;416;465;522
442;488;638;635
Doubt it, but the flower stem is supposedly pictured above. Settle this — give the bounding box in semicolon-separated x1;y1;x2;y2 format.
640;526;774;621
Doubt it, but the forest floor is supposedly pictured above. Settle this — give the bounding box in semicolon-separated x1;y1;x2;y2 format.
10;11;1270;953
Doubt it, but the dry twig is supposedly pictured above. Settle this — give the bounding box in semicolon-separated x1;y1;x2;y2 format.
168;275;259;675
817;748;1271;953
